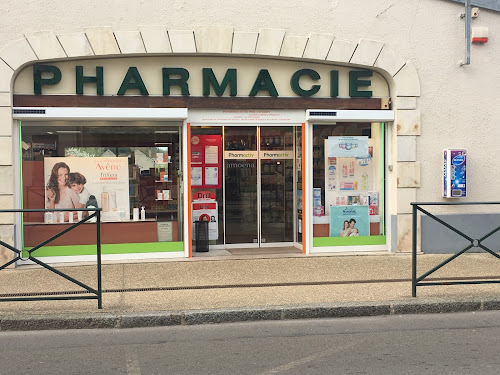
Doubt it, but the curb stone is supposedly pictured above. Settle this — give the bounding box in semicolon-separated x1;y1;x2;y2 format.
0;314;117;331
118;312;183;328
183;307;283;325
482;299;500;310
392;300;482;315
0;298;499;331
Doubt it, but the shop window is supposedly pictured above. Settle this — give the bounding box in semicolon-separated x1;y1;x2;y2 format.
20;121;183;257
224;126;257;151
260;127;294;151
312;123;385;247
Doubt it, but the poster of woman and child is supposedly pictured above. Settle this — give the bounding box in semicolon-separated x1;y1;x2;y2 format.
44;157;130;222
329;205;370;237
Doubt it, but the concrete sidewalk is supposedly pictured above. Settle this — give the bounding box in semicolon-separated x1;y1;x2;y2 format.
0;253;499;330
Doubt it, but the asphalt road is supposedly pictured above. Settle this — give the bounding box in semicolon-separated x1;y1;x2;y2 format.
0;311;499;374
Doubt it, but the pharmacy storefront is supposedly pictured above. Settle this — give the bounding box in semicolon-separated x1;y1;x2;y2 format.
11;51;395;262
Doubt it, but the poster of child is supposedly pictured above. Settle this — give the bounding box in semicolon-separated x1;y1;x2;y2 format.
68;172;91;207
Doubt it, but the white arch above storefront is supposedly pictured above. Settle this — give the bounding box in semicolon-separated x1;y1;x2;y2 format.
0;26;420;97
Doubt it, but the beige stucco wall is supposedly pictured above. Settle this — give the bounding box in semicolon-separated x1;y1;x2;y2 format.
0;0;498;255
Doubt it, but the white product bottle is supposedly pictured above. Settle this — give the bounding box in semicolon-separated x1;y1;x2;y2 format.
109;190;117;211
87;205;97;222
133;207;139;221
101;189;110;212
86;195;98;223
118;210;126;221
44;211;54;224
140;206;146;221
361;172;369;190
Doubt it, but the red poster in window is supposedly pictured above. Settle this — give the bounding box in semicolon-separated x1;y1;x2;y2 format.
190;135;221;189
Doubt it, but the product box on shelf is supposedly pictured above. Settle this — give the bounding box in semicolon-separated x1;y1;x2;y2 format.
159;171;169;181
360;194;369;206
163;190;170;200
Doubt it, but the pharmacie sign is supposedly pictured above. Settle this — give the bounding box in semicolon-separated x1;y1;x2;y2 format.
19;57;386;98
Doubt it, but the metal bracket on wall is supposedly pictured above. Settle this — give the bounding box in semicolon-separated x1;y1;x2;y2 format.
460;0;472;66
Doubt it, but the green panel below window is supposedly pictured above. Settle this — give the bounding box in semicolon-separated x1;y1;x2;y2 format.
313;236;386;247
23;242;184;257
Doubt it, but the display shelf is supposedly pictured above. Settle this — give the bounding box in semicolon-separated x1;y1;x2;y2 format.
25;218;158;225
154;143;175;202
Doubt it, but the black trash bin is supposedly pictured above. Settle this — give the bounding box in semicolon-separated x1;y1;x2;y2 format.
195;220;209;252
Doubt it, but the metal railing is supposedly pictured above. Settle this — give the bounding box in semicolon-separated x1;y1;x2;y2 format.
411;202;500;297
0;208;102;309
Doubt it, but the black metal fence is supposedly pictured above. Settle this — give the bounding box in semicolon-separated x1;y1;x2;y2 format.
411;202;500;297
0;208;102;309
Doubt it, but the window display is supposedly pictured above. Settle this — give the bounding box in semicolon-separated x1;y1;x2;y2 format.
191;126;224;245
312;123;385;247
20;121;183;257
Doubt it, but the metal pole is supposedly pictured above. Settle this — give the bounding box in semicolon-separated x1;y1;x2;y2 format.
465;0;471;65
412;203;417;297
97;210;102;309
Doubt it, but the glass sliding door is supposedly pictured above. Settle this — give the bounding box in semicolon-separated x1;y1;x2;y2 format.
259;126;294;245
221;125;298;247
224;158;258;244
224;126;258;245
260;159;293;243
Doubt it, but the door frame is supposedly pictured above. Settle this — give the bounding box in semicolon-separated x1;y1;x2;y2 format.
222;124;300;249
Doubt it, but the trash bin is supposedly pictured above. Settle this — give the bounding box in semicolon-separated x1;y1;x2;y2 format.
195;220;209;252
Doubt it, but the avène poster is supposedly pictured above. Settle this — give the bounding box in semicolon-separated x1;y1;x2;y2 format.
44;157;130;222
